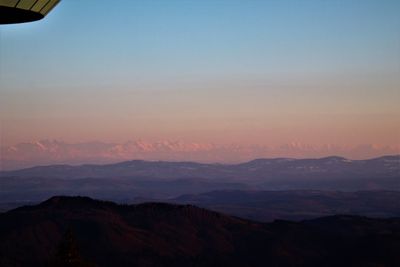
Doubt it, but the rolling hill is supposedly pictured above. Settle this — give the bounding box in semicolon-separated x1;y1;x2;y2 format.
1;196;400;266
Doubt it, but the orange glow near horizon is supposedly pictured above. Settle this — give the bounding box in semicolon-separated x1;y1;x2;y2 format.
1;78;399;151
1;1;399;163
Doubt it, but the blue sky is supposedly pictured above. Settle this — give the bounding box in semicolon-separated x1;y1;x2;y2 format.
0;0;399;148
2;0;399;88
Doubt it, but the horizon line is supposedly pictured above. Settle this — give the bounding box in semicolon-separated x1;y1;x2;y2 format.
2;154;399;172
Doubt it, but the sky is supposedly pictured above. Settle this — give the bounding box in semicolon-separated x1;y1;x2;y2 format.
0;0;399;161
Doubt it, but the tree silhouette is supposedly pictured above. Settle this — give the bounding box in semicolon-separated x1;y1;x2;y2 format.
48;228;96;267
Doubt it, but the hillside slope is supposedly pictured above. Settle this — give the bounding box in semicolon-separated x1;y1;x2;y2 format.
0;196;400;266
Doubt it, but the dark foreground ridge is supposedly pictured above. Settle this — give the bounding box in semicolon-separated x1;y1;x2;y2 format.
1;196;400;267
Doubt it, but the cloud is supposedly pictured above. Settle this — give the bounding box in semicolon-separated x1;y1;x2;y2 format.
1;139;398;170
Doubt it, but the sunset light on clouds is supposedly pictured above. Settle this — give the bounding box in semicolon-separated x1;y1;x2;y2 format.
1;0;399;167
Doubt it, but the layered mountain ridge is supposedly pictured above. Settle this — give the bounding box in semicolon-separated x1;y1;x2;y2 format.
0;155;399;212
1;196;400;267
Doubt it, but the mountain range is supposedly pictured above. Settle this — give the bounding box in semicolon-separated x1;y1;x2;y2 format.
1;196;400;267
0;155;399;221
172;190;400;221
2;155;398;181
2;139;398;170
1;156;398;195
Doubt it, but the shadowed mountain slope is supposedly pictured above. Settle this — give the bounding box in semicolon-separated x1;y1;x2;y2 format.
173;190;400;221
0;196;400;267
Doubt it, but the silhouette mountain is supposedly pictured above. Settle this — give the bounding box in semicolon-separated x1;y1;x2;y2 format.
0;196;400;266
47;228;95;267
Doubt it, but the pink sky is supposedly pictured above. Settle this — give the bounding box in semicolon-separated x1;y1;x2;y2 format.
1;139;399;170
1;1;399;164
1;77;399;150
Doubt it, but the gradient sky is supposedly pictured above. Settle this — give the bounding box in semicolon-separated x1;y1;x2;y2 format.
1;0;399;151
